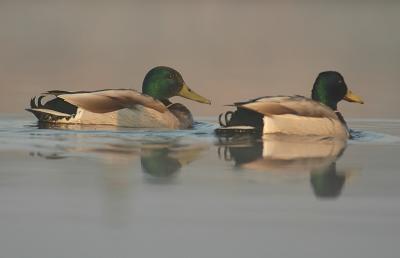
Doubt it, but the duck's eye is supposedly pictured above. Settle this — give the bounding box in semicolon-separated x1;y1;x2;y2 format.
338;80;343;84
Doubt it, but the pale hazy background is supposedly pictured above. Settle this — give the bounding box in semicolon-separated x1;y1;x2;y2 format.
1;1;399;118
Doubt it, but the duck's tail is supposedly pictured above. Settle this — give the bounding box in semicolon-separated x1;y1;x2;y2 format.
218;109;264;129
26;107;72;122
26;96;77;122
215;109;263;136
218;111;234;127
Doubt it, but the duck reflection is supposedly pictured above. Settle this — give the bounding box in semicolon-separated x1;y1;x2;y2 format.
217;134;349;199
310;163;346;198
30;136;207;180
140;143;206;182
141;148;181;178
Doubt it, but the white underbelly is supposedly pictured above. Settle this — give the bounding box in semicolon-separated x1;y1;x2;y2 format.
263;114;348;139
55;106;180;129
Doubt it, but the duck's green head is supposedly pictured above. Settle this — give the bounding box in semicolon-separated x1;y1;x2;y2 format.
142;66;211;105
311;71;364;110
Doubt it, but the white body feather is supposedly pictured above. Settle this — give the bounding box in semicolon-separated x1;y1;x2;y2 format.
53;106;181;128
263;114;348;139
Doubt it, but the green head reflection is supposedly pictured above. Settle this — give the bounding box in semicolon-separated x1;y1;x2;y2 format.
310;163;346;199
141;149;181;178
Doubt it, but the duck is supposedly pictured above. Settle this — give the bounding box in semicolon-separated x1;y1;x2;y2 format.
216;71;364;139
26;66;211;129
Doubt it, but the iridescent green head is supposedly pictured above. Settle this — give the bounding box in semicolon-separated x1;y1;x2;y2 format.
311;71;364;110
142;66;211;104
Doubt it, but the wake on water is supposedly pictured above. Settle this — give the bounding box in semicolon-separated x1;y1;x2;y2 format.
350;129;400;145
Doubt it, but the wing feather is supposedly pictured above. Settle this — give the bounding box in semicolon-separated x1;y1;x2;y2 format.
44;89;167;113
236;96;338;120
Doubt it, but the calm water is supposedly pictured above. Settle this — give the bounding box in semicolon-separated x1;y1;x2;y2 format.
1;114;400;258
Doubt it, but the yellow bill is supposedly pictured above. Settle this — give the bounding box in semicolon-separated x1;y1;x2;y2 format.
178;83;211;104
344;89;364;104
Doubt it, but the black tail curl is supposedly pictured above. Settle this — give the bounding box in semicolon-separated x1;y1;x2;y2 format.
218;111;234;127
30;96;46;109
27;95;78;122
29;95;78;115
218;108;264;131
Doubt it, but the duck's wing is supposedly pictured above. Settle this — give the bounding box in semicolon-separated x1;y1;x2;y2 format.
45;89;167;113
233;95;338;120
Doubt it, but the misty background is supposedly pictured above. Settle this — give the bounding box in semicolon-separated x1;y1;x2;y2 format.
0;1;399;118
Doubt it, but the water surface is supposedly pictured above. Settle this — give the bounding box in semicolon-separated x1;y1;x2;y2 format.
0;114;399;258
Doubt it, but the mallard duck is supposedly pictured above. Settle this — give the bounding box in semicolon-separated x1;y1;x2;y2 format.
216;71;364;139
26;66;211;129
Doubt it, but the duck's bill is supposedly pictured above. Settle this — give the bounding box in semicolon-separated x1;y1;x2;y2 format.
178;83;211;104
344;90;364;104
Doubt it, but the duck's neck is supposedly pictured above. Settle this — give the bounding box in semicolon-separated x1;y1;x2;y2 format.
322;100;338;111
311;91;338;110
334;111;350;139
160;99;172;106
311;83;342;111
334;111;347;126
